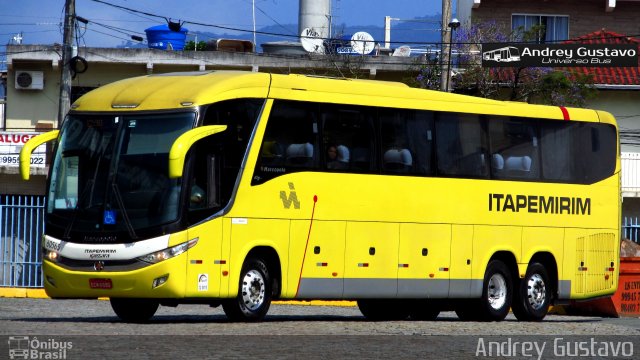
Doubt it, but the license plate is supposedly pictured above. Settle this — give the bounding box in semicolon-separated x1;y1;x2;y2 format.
89;278;112;289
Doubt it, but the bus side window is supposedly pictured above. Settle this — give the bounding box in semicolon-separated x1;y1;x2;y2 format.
540;121;574;182
411;110;435;175
321;104;375;173
380;109;412;174
436;113;488;178
187;140;222;224
571;123;617;184
253;100;319;184
488;117;539;180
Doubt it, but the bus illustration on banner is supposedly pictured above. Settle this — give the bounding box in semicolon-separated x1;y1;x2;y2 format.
483;46;521;62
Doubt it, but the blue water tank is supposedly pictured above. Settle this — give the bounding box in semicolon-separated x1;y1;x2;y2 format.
145;24;188;50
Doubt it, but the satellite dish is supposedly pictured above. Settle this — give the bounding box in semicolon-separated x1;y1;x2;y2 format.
350;31;375;54
300;28;325;54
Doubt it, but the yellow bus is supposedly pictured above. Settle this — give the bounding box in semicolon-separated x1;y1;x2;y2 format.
21;71;620;323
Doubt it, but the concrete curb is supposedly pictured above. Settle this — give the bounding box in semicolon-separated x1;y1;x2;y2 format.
0;288;48;298
273;300;357;307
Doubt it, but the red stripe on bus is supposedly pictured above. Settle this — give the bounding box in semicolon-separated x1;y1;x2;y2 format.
559;106;570;120
296;195;318;297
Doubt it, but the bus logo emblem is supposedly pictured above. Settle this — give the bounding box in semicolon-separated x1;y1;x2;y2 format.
94;261;105;271
280;182;300;209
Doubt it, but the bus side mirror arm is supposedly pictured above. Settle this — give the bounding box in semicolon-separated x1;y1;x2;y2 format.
168;125;227;179
20;130;60;181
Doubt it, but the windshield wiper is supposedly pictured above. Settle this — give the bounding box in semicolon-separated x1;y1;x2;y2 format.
111;183;138;240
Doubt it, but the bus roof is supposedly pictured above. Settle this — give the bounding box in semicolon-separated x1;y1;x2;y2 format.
70;70;607;124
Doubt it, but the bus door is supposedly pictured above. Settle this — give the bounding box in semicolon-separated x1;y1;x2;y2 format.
185;151;225;297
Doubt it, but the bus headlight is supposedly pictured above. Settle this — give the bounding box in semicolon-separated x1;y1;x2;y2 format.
44;249;59;263
137;238;198;264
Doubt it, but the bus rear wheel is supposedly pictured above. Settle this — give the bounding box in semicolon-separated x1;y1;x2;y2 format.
357;300;410;321
222;258;272;322
110;298;159;323
512;262;551;322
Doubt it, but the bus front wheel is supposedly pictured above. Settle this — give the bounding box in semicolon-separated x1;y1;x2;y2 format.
110;298;159;323
512;262;550;321
222;257;272;322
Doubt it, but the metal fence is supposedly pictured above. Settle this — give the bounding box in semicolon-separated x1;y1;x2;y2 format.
623;217;640;243
0;195;45;288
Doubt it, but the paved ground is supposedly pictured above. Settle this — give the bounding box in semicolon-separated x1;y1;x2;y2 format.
0;298;638;359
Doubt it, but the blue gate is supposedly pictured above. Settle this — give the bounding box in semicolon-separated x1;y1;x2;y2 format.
0;195;45;287
623;217;640;243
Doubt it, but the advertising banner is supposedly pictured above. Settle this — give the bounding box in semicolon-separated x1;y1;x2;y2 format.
482;43;639;67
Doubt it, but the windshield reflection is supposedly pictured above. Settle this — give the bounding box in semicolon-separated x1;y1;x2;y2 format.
47;112;195;240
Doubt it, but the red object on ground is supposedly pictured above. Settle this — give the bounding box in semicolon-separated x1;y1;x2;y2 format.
610;257;640;317
565;257;640;318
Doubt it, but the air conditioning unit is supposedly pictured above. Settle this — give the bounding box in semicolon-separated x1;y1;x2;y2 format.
15;71;44;90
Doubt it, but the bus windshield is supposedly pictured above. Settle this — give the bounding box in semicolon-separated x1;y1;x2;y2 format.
47;112;196;241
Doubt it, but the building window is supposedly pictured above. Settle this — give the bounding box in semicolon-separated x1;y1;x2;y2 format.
512;14;569;42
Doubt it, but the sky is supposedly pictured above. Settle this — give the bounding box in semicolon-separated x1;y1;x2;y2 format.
0;0;445;47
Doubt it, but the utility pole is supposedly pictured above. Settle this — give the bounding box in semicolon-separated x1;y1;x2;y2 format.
58;0;75;128
440;0;452;91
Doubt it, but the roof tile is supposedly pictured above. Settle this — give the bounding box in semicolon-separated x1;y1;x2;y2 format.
563;29;640;86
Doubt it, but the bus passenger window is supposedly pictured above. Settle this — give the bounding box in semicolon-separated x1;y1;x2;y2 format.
380;109;413;174
435;113;488;178
321;104;375;173
540;121;574;182
253;100;319;184
488;118;539;180
579;123;617;183
379;108;434;176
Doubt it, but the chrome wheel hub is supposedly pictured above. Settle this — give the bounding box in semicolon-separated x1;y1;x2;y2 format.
526;274;547;310
487;273;507;310
241;269;265;311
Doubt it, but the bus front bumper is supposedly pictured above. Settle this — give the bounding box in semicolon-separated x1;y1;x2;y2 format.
42;254;187;299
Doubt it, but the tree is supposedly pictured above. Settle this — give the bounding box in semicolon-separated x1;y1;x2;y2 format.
411;20;597;107
183;41;207;51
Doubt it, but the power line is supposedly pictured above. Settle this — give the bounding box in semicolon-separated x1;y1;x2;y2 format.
89;0;166;21
88;0;640;48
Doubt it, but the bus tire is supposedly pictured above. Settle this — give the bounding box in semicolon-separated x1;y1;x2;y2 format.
478;260;512;321
222;257;272;322
408;301;440;321
512;262;550;322
357;300;410;321
110;298;159;323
